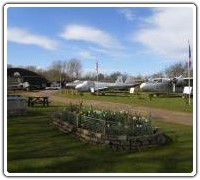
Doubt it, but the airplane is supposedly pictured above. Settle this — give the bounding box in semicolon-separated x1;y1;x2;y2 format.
7;75;30;91
45;82;61;90
8;81;30;91
65;80;83;89
140;76;193;95
75;76;141;93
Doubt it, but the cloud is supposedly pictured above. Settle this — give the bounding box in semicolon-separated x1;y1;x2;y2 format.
118;8;135;21
7;27;59;50
60;24;123;50
78;50;95;59
133;7;193;60
88;46;110;55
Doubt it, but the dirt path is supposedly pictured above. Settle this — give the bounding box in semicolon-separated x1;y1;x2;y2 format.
26;90;193;126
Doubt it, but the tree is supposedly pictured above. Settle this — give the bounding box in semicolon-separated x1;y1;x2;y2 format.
45;60;67;82
25;65;47;79
165;62;189;77
150;72;165;79
109;71;123;82
26;65;38;72
83;71;96;81
66;59;82;79
97;73;105;81
107;71;128;82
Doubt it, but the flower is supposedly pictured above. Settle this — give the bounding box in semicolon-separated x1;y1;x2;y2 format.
132;116;137;120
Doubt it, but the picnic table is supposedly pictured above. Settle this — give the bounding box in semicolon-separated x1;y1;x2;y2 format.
28;96;49;107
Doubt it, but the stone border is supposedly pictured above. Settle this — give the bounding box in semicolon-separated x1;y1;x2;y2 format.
51;117;172;152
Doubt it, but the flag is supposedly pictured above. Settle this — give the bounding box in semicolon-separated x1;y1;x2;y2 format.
188;43;192;68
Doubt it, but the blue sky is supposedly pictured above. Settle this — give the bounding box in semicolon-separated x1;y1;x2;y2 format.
6;5;194;76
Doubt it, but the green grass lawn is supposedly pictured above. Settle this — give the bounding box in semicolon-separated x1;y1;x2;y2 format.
7;107;193;173
59;90;193;112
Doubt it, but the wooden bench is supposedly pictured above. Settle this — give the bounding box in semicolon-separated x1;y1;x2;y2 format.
28;96;49;107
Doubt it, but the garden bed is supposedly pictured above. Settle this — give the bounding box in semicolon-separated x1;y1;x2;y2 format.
51;103;172;151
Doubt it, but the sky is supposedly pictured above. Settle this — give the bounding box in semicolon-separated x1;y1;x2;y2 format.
6;4;194;76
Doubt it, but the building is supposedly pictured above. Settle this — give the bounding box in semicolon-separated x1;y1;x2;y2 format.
7;68;48;90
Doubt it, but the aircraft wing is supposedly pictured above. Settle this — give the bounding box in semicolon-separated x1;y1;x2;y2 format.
93;86;109;91
92;84;139;92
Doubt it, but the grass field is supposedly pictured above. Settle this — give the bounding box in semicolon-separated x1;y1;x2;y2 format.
7;106;193;174
59;90;193;112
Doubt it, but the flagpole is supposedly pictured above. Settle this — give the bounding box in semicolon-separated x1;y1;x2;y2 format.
188;61;190;105
96;60;99;95
188;41;191;105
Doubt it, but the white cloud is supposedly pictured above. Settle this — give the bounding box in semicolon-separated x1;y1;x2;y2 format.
89;46;110;55
78;50;95;59
89;45;130;60
133;7;193;60
7;27;59;50
118;8;135;21
60;24;123;50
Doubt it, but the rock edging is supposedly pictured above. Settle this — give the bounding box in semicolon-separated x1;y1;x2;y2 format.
51;117;172;152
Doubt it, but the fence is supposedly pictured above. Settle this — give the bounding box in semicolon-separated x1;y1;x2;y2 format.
52;110;172;151
56;111;154;137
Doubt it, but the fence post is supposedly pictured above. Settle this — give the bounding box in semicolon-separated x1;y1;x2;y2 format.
76;115;79;128
103;120;106;136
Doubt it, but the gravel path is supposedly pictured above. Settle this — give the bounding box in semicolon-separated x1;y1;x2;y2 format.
26;90;193;126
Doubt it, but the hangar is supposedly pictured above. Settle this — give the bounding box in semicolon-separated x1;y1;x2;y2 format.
7;67;48;90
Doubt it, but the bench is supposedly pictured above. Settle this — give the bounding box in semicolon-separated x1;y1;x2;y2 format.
28;96;49;107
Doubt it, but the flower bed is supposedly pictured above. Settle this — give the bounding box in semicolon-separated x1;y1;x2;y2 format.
54;102;154;136
52;103;172;151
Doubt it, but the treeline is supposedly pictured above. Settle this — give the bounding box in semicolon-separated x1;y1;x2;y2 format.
8;59;193;83
8;59;82;83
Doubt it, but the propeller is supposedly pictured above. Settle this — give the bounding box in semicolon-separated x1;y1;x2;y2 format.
170;75;182;93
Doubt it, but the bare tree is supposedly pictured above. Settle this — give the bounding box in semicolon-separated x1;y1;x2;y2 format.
97;73;105;81
109;71;122;82
66;59;82;79
83;71;96;81
45;60;66;82
150;72;165;79
26;65;38;72
165;62;188;77
107;71;128;82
